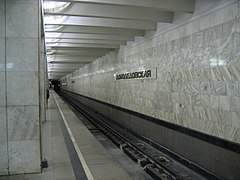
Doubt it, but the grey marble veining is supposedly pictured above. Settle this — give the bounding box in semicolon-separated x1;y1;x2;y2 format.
210;95;218;109
224;125;237;142
189;93;201;106
183;82;200;94
210;81;226;95
8;140;41;174
238;1;240;18
0;142;8;175
211;67;223;81
0;0;42;175
233;128;240;143
232;112;240;128
217;109;232;125
226;81;240;97
200;81;211;95
7;71;39;106
200;94;211;108
202;107;211;122
230;96;240;114
220;66;232;81
0;38;5;71
0;72;6;107
61;5;240;143
6;0;39;38
0;1;5;38
219;96;231;111
228;64;240;81
0;107;7;142
7;106;39;141
6;37;38;71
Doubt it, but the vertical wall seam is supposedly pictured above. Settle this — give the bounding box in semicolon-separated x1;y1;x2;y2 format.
4;0;9;175
38;0;43;171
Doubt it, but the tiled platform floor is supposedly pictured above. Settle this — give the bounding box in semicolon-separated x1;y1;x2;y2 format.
0;91;131;180
0;92;75;180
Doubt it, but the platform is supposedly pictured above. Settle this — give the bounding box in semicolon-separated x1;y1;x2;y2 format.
0;91;132;180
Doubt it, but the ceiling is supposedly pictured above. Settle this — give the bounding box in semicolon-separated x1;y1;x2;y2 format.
43;0;195;80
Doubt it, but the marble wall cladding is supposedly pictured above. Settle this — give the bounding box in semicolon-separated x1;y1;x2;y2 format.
39;36;47;124
0;0;41;175
0;38;5;72
0;107;7;142
62;2;240;144
6;0;39;38
146;1;240;51
0;23;6;108
0;142;8;175
8;140;41;174
0;0;8;176
0;72;6;107
7;71;39;106
7;106;39;141
0;0;5;37
6;38;38;72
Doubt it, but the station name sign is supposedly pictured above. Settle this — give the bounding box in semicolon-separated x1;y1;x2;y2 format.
115;68;157;80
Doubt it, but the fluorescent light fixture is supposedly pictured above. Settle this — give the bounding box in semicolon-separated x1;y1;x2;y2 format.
46;39;60;43
6;63;14;69
44;15;65;24
46;49;56;55
218;59;227;66
45;24;63;31
43;1;70;13
210;58;227;66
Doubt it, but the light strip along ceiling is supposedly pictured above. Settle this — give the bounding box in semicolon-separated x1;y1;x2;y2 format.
43;0;195;80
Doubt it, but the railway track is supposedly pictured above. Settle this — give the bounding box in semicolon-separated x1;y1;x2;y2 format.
59;92;222;180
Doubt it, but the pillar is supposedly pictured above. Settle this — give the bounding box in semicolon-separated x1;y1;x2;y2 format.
0;0;42;175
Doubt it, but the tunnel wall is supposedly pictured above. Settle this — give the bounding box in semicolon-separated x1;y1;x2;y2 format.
60;1;240;179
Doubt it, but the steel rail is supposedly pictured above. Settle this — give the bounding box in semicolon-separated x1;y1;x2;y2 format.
59;92;219;180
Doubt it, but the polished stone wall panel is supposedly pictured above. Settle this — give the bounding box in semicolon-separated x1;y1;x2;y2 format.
6;0;39;38
7;106;39;141
6;38;38;72
0;38;5;72
0;142;8;175
0;72;6;107
62;2;240;144
0;107;7;142
0;0;41;175
8;140;41;174
0;1;5;38
6;71;39;106
0;0;8;176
